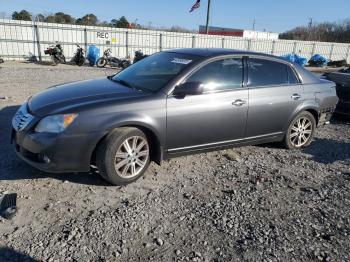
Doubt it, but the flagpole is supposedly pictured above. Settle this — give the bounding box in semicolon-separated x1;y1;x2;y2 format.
205;0;211;34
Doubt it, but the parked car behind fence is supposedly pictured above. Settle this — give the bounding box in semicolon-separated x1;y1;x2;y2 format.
325;68;350;116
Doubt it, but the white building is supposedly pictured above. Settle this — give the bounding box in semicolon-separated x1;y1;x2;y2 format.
242;30;279;40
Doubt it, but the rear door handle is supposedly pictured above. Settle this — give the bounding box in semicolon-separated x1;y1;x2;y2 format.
232;99;246;106
291;94;301;100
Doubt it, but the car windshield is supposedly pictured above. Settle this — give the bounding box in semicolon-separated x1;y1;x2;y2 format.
112;52;202;92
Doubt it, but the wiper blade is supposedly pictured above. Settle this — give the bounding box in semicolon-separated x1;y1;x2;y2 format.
107;75;114;80
108;76;133;88
115;79;134;89
109;77;147;92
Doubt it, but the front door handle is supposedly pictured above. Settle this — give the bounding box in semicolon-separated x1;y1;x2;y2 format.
291;94;301;100
232;99;246;106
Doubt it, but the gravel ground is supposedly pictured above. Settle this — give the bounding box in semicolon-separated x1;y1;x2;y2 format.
0;62;349;262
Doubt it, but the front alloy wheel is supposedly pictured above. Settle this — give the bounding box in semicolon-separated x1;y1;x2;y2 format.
114;136;149;179
97;127;150;185
284;111;316;149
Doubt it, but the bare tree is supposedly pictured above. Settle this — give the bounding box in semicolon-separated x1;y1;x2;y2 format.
280;19;350;43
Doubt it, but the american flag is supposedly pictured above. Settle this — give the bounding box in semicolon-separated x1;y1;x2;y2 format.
190;0;201;13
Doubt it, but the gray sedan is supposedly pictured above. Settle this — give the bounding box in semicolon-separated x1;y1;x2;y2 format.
12;49;338;185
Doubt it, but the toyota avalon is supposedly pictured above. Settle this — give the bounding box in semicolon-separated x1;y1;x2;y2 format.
11;49;338;185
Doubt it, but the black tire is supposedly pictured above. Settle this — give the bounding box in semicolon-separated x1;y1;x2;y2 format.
52;56;59;65
89;60;95;66
121;60;130;69
283;111;316;149
97;57;107;68
76;57;85;66
0;58;4;63
96;127;150;185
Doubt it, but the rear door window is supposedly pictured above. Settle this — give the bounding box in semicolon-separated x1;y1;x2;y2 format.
248;58;289;87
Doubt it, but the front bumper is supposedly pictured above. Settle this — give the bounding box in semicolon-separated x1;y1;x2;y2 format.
12;129;105;173
11;104;105;173
12;128;105;173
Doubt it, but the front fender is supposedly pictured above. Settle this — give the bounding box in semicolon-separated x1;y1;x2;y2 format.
82;109;166;164
100;112;164;141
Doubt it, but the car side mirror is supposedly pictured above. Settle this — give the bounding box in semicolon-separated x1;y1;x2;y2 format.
173;82;204;97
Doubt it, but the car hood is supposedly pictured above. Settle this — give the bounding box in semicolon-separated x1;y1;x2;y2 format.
28;77;147;116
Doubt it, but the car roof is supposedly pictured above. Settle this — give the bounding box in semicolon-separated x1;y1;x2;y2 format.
165;48;322;85
166;48;277;59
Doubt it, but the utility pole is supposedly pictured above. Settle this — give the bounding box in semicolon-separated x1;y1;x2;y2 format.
205;0;211;34
252;19;256;31
308;18;313;41
308;18;313;28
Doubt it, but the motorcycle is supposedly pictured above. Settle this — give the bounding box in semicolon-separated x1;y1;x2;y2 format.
44;43;66;65
73;45;85;66
97;49;130;69
26;52;38;63
133;50;148;64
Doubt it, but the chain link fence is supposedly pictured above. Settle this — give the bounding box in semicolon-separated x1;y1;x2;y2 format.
1;18;350;63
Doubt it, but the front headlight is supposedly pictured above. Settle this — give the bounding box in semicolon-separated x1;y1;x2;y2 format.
35;114;78;133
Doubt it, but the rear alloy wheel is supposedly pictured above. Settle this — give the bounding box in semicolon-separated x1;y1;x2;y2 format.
96;128;150;185
284;111;316;149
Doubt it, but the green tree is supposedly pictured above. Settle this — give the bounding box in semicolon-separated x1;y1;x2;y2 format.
44;15;56;23
55;12;75;24
34;13;45;22
111;16;130;28
76;14;98;26
131;23;143;29
12;10;32;21
44;12;75;24
98;21;111;27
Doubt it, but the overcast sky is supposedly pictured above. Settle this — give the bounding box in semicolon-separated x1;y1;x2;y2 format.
1;0;349;33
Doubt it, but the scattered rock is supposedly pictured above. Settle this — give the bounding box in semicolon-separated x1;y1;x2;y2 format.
223;150;242;162
154;238;164;246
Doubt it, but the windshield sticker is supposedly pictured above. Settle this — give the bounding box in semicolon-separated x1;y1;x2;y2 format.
171;58;193;65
